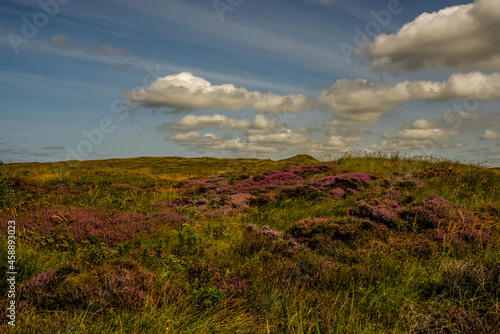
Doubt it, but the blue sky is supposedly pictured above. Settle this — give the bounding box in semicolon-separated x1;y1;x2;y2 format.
1;0;500;164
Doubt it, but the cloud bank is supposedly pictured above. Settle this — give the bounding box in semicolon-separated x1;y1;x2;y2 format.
318;72;500;125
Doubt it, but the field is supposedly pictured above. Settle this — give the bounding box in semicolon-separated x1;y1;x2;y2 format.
1;153;500;333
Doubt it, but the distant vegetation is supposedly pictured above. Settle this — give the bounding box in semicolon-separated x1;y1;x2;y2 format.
1;153;499;333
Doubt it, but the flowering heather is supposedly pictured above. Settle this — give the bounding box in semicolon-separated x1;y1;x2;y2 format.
20;262;79;309
261;225;280;238
287;218;330;239
175;176;227;196
19;207;190;246
54;183;79;198
286;218;349;251
449;308;491;334
20;269;57;307
217;171;303;195
237;224;296;256
212;272;251;296
400;194;483;230
173;196;195;208
104;265;154;306
155;200;177;209
383;190;404;201
434;228;491;246
330;187;346;200
228;193;253;210
350;200;400;226
311;172;377;194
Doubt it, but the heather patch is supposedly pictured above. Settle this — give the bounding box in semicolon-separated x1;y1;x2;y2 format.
236;224;303;257
217;171;303;195
19;262;80;309
286;216;384;252
400;194;488;234
175;176;227;196
310;172;377;194
54;183;80;199
350;199;400;227
21;261;157;311
19;207;190;247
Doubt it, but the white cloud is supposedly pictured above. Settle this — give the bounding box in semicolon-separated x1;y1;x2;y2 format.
406;119;436;130
163;114;251;131
366;0;500;70
125;72;313;113
248;130;308;145
382;128;459;141
162;114;285;132
165;113;366;155
317;79;410;124
483;129;500;140
168;131;279;153
318;72;500;125
168;129;359;156
371;118;461;151
252;93;314;114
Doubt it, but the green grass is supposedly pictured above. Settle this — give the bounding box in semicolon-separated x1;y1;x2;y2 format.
1;153;499;333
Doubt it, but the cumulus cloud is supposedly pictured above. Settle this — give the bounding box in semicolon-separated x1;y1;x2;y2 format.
163;111;366;155
252;93;314;113
168;129;360;156
49;34;67;47
318;72;500;125
168;132;279;153
94;44;126;56
371;118;461;151
124;72;312;113
365;0;500;70
248;130;308;145
317;79;410;124
163;114;250;131
162;114;284;132
483;129;500;140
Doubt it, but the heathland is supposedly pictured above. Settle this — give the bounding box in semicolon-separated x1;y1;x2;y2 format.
0;153;499;333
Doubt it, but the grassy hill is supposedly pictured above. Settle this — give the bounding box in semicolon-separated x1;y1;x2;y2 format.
1;153;499;333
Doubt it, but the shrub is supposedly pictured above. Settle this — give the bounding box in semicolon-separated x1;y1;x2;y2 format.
311;172;377;194
19;262;80;309
236;224;298;257
190;283;225;311
350;200;400;227
175;226;201;256
399;194;490;244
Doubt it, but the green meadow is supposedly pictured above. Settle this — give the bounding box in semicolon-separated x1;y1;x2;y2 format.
1;153;499;333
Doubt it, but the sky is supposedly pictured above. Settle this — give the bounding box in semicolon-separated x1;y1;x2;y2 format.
1;0;500;165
